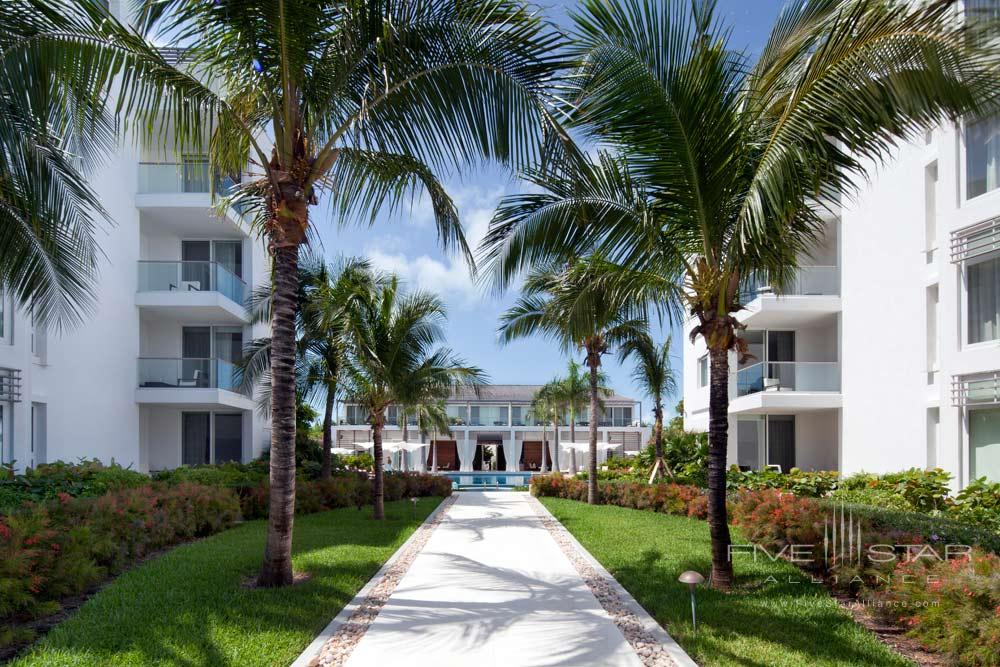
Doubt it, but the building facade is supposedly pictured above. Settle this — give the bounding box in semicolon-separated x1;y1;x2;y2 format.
683;119;1000;489
334;385;650;472
0;42;271;472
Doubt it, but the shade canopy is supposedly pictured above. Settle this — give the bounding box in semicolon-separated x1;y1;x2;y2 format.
562;441;622;451
352;440;426;453
332;447;358;456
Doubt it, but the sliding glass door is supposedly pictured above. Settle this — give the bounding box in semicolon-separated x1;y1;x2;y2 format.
182;412;244;465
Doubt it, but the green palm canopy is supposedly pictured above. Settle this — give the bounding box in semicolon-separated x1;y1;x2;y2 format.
9;0;563;586
480;0;1000;588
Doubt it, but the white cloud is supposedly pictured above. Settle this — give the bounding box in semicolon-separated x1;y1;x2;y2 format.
364;184;508;308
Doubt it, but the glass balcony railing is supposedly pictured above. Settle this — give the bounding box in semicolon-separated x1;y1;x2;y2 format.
138;357;241;392
469;405;509;427
138;261;246;305
741;266;840;303
137;161;239;195
736;361;840;396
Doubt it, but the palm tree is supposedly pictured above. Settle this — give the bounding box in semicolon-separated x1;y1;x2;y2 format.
555;360;611;474
343;276;485;518
238;255;377;480
529;385;557;473
481;0;999;588
0;5;111;328
499;259;644;503
404;399;451;472
619;331;677;481
25;0;562;587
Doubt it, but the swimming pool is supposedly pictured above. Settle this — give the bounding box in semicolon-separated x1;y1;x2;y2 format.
442;472;533;490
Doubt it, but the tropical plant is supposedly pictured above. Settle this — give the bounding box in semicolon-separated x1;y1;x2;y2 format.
481;0;1000;587
619;331;677;481
22;0;562;587
0;5;111;328
405;400;452;473
528;384;558;473
499;258;644;504
343;276;485;518
240;255;377;480
553;360;611;475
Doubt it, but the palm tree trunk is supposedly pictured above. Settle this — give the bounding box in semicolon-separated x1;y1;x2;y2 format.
258;244;299;588
569;419;577;475
373;417;385;520
707;347;734;589
652;401;671;480
401;411;409;473
540;423;548;473
321;389;335;480
432;431;438;472
552;415;560;472
586;352;600;505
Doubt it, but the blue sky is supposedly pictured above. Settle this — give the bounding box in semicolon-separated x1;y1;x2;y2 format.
311;0;788;421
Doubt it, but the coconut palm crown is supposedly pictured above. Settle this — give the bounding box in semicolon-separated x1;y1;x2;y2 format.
481;0;1000;588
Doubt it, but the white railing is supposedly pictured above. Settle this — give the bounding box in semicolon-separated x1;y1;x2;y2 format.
138;261;246;305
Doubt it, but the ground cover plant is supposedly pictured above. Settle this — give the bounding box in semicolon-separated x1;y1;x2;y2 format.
10;498;442;667
540;497;909;667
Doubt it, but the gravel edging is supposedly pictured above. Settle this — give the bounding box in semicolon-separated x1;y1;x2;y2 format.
290;495;458;667
528;495;699;667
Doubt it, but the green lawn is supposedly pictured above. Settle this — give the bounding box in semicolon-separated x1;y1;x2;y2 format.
13;497;443;667
540;497;910;667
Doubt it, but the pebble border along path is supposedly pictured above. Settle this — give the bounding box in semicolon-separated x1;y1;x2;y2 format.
304;495;458;667
527;495;697;667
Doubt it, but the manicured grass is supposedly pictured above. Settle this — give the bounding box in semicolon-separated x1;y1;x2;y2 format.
13;498;443;667
540;497;910;667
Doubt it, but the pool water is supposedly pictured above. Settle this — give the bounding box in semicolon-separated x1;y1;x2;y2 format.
442;472;533;490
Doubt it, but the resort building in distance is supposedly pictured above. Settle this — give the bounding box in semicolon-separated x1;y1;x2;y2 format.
334;385;650;472
683;121;1000;490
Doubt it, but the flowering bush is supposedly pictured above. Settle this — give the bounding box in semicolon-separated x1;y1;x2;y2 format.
531;474;710;518
731;489;827;553
0;483;240;641
880;550;1000;666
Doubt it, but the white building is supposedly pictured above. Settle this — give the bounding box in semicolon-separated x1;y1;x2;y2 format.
334;385;650;472
683;119;1000;489
0;103;271;473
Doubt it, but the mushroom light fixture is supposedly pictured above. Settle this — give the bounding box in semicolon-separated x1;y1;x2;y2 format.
678;570;705;632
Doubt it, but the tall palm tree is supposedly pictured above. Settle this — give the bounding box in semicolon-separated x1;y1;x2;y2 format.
499;258;644;503
0;5;111;328
238;255;377;479
24;0;562;587
619;331;677;481
343;276;485;518
481;0;999;588
556;360;611;474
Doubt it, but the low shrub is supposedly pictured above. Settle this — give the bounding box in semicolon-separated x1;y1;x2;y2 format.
0;483;240;636
151;461;268;489
0;460;149;511
726;467;839;497
880;550;1000;666
236;472;450;519
531;474;710;519
952;477;1000;535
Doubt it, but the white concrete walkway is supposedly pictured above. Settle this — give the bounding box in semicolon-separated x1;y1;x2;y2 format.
343;492;645;667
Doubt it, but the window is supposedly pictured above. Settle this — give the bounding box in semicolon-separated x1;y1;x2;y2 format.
927;285;939;379
698;355;709;387
182;413;210;465
345;404;367;425
925;162;938;262
214;414;243;463
0;287;6;344
970;408;1000;482
968;256;1000;343
966;114;1000;199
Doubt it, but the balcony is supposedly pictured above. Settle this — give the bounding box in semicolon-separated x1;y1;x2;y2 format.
740;266;841;328
136;357;253;409
135;161;246;230
469;406;509;427
730;361;842;414
136;261;248;323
